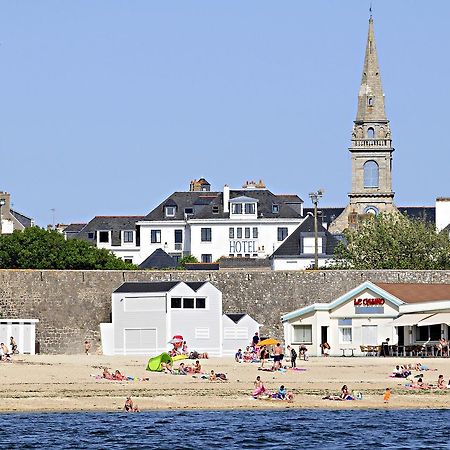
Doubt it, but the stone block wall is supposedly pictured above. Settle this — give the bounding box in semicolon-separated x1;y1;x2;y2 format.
0;269;449;354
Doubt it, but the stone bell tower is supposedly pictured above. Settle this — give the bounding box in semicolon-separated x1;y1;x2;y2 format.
330;15;396;233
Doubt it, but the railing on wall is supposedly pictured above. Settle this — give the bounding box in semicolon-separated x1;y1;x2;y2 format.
352;139;392;147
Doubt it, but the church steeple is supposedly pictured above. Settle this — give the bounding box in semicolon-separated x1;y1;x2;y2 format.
329;14;397;233
356;16;387;122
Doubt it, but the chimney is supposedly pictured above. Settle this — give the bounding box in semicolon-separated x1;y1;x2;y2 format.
436;197;450;231
223;185;230;213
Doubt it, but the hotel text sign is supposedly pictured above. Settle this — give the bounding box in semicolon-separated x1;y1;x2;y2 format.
353;298;385;306
229;240;257;254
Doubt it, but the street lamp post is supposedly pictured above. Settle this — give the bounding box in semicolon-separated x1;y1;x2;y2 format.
0;198;5;236
309;190;324;270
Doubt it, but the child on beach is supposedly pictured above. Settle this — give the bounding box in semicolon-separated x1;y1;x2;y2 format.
437;374;445;389
84;340;91;356
235;349;243;362
383;388;391;403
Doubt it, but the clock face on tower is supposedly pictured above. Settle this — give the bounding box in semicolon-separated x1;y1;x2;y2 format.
364;206;379;216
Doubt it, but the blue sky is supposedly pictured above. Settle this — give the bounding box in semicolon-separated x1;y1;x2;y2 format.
0;1;448;226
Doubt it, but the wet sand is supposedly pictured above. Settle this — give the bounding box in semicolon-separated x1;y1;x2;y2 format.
0;355;449;412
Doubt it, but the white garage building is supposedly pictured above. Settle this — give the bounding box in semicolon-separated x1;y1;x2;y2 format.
101;281;260;356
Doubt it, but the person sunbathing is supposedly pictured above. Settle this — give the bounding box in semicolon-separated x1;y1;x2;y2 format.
124;396;140;412
161;362;173;374
415;377;430;389
102;368;113;380
252;375;267;397
114;370;126;381
209;370;227;381
192;360;202;374
437;374;446;389
340;385;354;400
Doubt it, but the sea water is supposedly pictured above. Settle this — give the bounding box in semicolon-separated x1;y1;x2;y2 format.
0;409;448;449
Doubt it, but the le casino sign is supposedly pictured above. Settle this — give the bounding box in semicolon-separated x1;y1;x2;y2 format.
353;298;385;306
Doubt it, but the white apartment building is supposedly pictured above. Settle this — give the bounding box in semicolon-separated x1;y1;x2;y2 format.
72;179;306;266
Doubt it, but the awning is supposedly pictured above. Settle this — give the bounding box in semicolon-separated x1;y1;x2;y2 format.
417;312;450;327
392;313;433;327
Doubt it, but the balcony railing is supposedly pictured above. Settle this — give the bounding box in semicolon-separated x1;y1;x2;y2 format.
352;139;392;147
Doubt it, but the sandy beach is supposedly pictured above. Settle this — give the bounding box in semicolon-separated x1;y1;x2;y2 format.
0;355;449;413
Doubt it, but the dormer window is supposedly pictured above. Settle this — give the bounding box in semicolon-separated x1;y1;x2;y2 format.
244;203;255;214
165;206;176;217
232;204;242;214
272;204;280;214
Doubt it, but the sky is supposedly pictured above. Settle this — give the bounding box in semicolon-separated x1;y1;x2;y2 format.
0;1;449;227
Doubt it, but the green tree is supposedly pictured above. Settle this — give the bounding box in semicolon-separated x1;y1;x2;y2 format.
0;227;136;270
333;213;450;270
177;255;198;269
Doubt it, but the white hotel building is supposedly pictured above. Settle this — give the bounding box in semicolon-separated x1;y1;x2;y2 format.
72;179;308;266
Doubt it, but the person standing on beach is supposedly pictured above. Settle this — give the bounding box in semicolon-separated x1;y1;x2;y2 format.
383;388;391;403
10;337;18;354
252;332;260;347
288;345;297;368
273;343;283;370
84;340;91;355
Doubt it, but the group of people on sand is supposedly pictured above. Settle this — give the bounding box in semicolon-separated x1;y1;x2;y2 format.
102;367;128;381
252;375;294;402
169;341;209;360
323;385;359;401
408;374;450;390
0;337;17;362
160;359;228;380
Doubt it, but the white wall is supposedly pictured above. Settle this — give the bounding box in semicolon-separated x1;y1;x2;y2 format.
436;198;450;232
169;282;223;356
272;256;333;271
112;292;168;355
222;315;260;356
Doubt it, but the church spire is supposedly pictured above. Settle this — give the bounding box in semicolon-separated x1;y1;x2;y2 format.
356;16;387;122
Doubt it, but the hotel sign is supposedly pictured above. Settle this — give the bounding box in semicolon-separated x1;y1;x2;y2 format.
229;240;257;254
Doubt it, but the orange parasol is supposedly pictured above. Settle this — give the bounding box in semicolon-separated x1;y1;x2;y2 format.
257;338;280;346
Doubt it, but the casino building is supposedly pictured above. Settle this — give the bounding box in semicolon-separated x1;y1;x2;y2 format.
282;281;450;357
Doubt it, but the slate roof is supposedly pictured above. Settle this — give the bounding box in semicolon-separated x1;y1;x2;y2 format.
145;189;304;221
303;207;345;226
303;206;437;227
138;249;177;269
271;215;340;258
397;206;436;224
225;313;246;323
64;223;86;233
76;216;145;246
113;281;208;293
10;209;33;228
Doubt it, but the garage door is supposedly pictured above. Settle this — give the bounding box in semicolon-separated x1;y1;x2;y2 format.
124;328;157;355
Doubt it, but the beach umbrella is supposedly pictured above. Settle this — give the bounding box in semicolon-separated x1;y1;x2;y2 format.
257;338;279;346
168;337;184;344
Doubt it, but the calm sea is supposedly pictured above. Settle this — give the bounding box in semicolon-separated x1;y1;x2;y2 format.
0;409;448;449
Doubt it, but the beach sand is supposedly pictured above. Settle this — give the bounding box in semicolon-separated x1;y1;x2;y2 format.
0;354;449;412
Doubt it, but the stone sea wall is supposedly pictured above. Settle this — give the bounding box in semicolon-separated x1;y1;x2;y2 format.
0;269;449;354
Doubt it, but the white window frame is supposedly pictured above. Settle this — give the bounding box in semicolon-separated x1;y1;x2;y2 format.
122;230;134;244
151;229;161;243
97;230;110;244
339;327;353;344
292;325;312;344
165;206;176;217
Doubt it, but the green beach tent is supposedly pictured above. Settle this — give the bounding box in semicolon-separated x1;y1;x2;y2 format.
146;352;173;372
